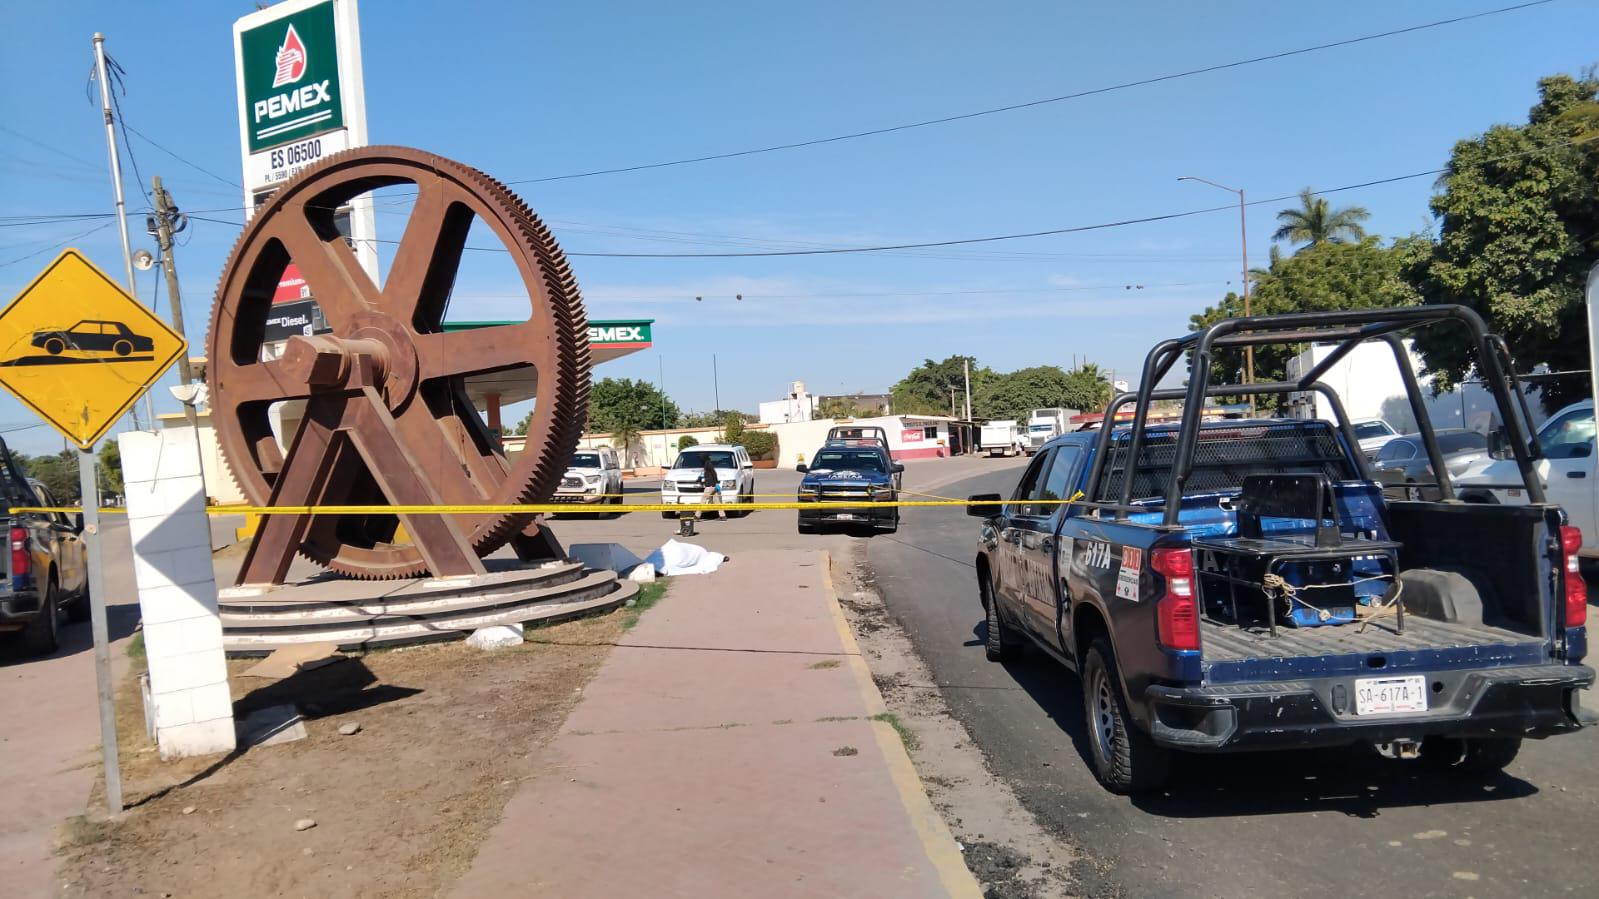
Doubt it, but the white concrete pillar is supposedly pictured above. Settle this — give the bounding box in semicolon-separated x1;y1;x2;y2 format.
119;428;236;759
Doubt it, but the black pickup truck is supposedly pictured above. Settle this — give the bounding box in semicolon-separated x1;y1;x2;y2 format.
971;307;1592;793
0;437;89;655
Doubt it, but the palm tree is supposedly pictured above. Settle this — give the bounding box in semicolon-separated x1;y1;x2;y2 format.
612;420;642;469
1272;188;1369;248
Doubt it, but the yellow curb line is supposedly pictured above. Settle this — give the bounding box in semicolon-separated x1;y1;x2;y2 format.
819;551;982;899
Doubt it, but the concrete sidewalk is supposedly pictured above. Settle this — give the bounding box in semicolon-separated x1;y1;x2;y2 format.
453;549;979;898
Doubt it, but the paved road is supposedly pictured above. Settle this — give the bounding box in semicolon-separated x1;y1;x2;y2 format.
0;516;139;897
867;464;1598;899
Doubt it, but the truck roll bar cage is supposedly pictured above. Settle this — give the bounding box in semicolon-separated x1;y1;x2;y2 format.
1080;305;1546;527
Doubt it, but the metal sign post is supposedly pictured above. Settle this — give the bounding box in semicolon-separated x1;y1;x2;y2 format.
77;445;121;815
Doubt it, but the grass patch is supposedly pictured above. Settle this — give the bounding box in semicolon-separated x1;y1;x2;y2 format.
621;581;669;630
57;815;113;852
871;712;920;751
126;630;146;666
807;659;842;670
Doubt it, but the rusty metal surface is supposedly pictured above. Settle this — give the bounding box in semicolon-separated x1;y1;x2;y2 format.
208;146;590;581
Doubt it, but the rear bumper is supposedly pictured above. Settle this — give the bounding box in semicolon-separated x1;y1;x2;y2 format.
0;587;42;631
1143;663;1594;752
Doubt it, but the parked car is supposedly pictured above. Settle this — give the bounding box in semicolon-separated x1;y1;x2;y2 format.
1373;429;1489;500
796;440;904;534
553;446;623;512
1350;418;1400;458
0;438;89;655
31;320;154;357
1456;399;1596;545
970;308;1591;794
659;444;755;518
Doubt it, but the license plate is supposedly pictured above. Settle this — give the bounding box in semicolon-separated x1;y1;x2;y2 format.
1354;675;1428;715
834;513;856;521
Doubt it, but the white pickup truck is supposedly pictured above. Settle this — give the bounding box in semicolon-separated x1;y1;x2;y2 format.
1457;399;1595;551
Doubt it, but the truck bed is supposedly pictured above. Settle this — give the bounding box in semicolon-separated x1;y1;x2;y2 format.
1198;615;1540;663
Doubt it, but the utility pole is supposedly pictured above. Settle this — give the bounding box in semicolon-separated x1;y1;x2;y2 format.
92;33;154;431
962;358;972;420
712;354;721;413
151;177;197;429
1178;176;1255;414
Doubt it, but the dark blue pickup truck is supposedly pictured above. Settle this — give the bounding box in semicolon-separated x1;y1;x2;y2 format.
971;306;1592;793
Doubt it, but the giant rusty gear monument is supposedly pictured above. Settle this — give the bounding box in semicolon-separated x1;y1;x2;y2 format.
209;146;634;649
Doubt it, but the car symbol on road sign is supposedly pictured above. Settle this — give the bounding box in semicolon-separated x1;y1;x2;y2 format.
20;320;157;362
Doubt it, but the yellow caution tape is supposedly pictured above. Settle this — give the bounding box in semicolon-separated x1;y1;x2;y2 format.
9;497;1102;516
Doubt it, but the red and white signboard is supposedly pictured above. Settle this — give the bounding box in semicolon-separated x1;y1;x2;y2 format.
902;429;923;443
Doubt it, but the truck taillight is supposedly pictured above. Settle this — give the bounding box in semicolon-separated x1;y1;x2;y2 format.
1152;547;1199;651
10;525;28;578
1560;525;1586;629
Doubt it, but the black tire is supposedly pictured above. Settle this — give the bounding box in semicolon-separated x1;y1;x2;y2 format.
113;339;134;357
729;491;753;519
21;578;61;656
661;511;675;520
44;337;65;355
1423;736;1522;775
66;583;91;623
1082;637;1171;793
797;521;818;535
982;573;1022;662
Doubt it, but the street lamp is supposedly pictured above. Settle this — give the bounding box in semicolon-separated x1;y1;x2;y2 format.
1179;176;1255;413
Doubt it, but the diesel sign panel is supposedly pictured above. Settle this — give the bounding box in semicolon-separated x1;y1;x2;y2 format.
238;1;344;152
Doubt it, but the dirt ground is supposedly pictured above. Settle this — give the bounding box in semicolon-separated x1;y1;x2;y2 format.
55;597;650;899
835;544;1083;899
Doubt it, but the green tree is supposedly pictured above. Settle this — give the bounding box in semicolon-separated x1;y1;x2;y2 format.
1061;363;1113;412
1272;187;1371;248
1409;73;1599;411
98;438;123;496
16;450;81;504
677;434;699;451
720;412;746;445
739;430;777;460
975;365;1077;422
891;355;991;416
816;396;866;419
681;409;751;428
587;378;681;433
611;421;642;468
1190;236;1426;408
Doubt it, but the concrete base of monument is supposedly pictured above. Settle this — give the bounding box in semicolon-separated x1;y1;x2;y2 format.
217;558;637;654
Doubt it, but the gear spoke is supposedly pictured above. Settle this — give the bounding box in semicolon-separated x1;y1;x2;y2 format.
273;214;379;331
413;323;540;380
383;179;474;329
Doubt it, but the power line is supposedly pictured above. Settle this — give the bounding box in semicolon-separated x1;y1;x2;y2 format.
124;123;241;189
0;221;115;268
501;0;1563;185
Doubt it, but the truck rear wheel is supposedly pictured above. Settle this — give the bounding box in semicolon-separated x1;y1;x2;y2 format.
1423;736;1521;775
1082;637;1171;793
21;579;60;656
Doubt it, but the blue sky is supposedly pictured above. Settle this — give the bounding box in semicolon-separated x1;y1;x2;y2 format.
1;0;1595;454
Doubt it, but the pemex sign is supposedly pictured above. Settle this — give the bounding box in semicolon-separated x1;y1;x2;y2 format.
238;1;345;153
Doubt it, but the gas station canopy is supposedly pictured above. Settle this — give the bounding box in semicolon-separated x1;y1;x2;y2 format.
445;319;654;408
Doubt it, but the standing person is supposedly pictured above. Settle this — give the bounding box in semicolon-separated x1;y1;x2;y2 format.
701;455;724;520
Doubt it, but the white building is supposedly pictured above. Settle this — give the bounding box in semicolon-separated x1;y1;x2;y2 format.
759;380;819;424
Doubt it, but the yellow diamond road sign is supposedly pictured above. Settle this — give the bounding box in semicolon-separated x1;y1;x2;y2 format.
0;249;185;449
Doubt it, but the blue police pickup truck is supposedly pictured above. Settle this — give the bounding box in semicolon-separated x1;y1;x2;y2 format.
971;306;1592;793
796;437;904;534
